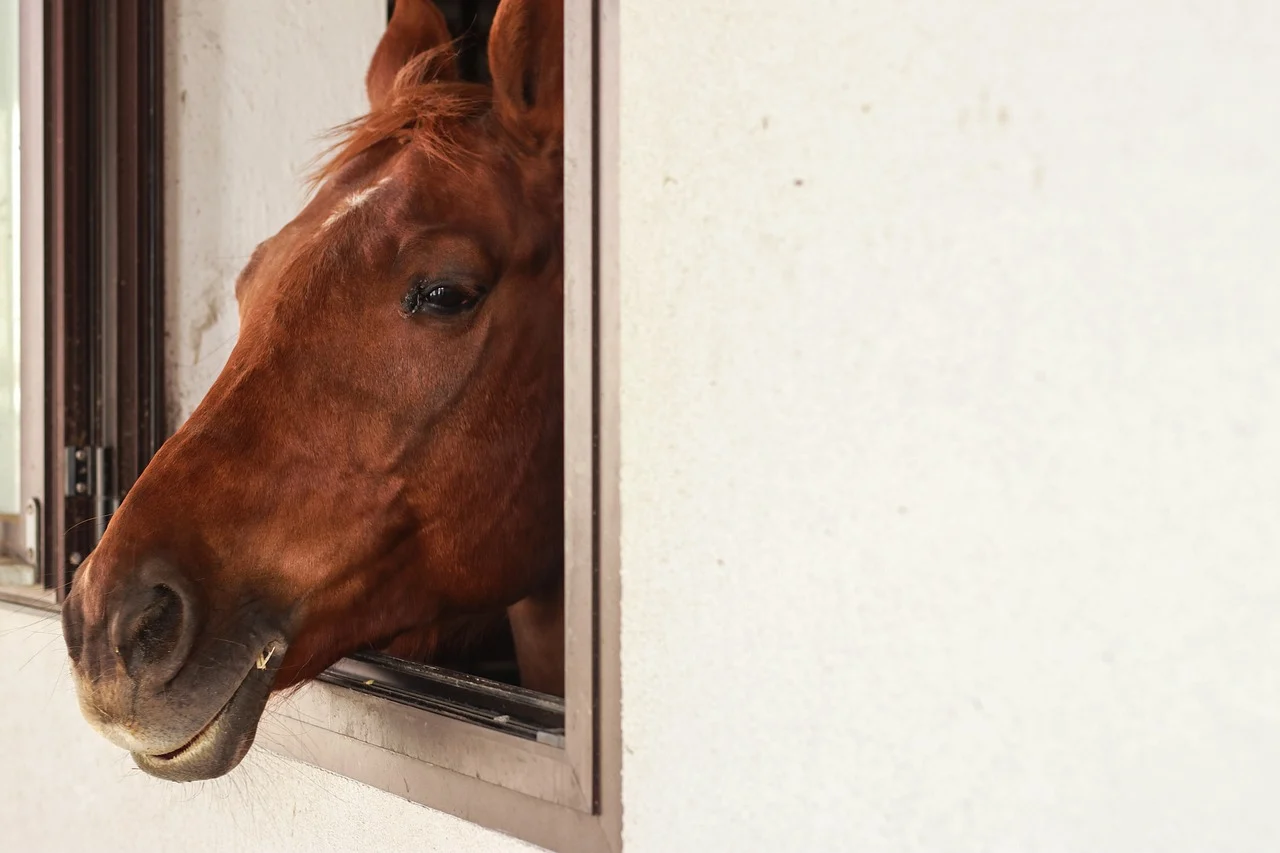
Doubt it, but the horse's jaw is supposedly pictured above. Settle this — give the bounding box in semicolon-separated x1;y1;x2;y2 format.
127;640;287;783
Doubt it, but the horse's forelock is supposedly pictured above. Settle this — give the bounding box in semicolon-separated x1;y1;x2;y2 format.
309;48;492;193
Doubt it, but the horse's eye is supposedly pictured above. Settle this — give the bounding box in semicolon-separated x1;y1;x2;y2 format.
401;280;480;317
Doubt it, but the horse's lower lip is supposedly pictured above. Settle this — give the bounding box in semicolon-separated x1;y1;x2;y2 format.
130;640;285;782
152;685;240;761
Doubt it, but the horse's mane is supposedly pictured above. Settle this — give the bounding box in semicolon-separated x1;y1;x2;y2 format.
309;46;491;191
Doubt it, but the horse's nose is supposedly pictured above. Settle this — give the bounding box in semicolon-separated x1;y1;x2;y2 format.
104;564;201;686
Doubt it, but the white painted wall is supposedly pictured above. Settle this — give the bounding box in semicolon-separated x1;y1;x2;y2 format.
4;1;1280;852
618;1;1280;851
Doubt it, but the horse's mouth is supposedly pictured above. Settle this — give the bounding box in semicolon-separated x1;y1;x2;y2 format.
131;640;286;782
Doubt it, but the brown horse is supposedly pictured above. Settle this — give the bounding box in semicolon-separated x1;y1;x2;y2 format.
59;0;565;783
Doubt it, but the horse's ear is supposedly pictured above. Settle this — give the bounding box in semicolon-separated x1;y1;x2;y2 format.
366;0;457;109
487;0;563;147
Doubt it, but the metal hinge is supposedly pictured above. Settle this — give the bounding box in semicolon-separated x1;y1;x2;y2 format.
23;498;40;570
65;445;119;547
65;445;115;500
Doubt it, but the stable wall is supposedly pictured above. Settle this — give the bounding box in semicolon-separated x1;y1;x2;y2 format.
616;1;1280;850
2;1;1279;852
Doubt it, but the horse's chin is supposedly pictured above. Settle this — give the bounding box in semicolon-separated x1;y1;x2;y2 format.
131;641;286;783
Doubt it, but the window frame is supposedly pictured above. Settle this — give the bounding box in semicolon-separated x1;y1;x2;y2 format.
43;0;166;597
258;1;621;850
0;0;165;610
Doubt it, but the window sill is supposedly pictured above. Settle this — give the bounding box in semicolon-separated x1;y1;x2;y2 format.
0;581;56;612
258;678;615;853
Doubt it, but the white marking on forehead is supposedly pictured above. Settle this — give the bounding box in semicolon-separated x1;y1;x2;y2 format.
321;174;394;231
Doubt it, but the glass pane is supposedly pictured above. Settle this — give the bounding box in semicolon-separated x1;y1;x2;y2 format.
0;0;18;516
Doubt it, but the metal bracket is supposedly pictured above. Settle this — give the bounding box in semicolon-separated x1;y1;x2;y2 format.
65;445;94;497
64;445;118;550
23;498;40;570
65;442;115;493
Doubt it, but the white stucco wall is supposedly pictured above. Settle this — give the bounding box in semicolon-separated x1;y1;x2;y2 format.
618;1;1280;851
4;1;1280;852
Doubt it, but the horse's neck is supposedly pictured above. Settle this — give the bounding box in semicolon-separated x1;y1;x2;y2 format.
507;582;565;696
378;608;509;663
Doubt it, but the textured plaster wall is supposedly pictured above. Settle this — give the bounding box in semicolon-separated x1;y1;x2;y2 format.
617;1;1280;851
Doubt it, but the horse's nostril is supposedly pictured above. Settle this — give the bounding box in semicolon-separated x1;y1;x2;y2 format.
130;586;184;665
113;581;196;683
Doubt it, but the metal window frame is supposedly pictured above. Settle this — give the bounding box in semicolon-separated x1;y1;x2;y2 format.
257;1;621;850
0;0;165;609
44;0;166;596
